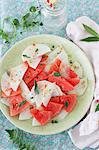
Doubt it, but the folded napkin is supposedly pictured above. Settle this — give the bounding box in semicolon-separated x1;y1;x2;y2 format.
66;16;99;149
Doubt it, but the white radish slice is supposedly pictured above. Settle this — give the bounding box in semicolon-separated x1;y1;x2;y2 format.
30;80;63;107
42;82;63;106
32;118;41;126
52;83;64;96
20;80;30;100
70;61;83;78
19;107;32;120
56;51;69;65
59;63;69;78
27;56;42;69
1;72;11;96
52;110;68;121
0;98;10;106
47;45;62;63
69;78;88;96
22;44;51;69
9;63;28;91
33;93;44;108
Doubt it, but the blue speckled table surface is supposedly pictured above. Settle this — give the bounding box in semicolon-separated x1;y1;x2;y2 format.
0;0;99;150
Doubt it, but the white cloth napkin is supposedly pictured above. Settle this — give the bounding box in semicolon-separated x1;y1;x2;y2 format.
66;16;99;149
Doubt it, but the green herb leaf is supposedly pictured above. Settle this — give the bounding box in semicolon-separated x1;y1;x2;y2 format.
29;6;37;12
22;13;30;21
34;80;39;94
0;29;9;42
95;103;99;112
6;129;36;150
81;36;99;42
40;22;43;26
19;100;27;107
54;72;61;77
83;24;99;38
65;101;69;107
51;120;58;123
22;54;31;58
12;18;20;28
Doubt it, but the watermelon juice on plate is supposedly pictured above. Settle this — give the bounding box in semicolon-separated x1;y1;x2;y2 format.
0;35;95;135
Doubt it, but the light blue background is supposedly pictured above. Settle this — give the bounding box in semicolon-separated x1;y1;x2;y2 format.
0;0;99;150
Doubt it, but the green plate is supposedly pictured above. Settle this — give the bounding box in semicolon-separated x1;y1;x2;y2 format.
0;34;95;135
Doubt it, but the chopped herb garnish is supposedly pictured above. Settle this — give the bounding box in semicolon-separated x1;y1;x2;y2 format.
65;101;69;107
29;6;37;12
51;120;58;123
35;48;39;52
34;80;39;94
12;18;20;28
22;13;30;21
22;54;31;58
52;45;55;48
95;103;99;112
19;100;27;107
70;61;73;64
54;72;61;77
40;22;43;26
20;31;23;34
0;29;9;42
30;97;34;99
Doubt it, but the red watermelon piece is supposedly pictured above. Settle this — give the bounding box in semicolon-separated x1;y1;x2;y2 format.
66;78;80;86
9;95;30;116
27;71;48;90
59;94;77;112
30;108;52;125
23;63;46;85
1;86;21;98
59;63;78;78
42;101;63;117
23;67;36;84
50;97;60;103
48;58;61;74
48;75;74;93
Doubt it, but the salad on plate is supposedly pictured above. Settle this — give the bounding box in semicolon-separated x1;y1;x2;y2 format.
0;43;88;126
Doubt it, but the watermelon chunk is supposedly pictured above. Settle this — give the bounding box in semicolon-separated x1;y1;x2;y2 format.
9;95;30;116
27;71;48;90
42;101;63;117
1;86;21;98
48;75;74;93
60;94;77;112
59;63;78;78
48;58;61;74
66;78;80;86
23;67;36;84
23;63;46;85
50;96;60;103
30;108;52;125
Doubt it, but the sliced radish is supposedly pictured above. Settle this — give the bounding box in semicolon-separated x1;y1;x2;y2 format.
32;118;41;126
0;98;10;106
22;44;51;69
19;107;32;120
52;110;68;121
1;72;11;96
27;56;42;69
69;78;88;96
56;51;69;65
9;63;28;91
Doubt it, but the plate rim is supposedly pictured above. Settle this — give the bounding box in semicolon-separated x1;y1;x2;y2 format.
0;34;95;135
